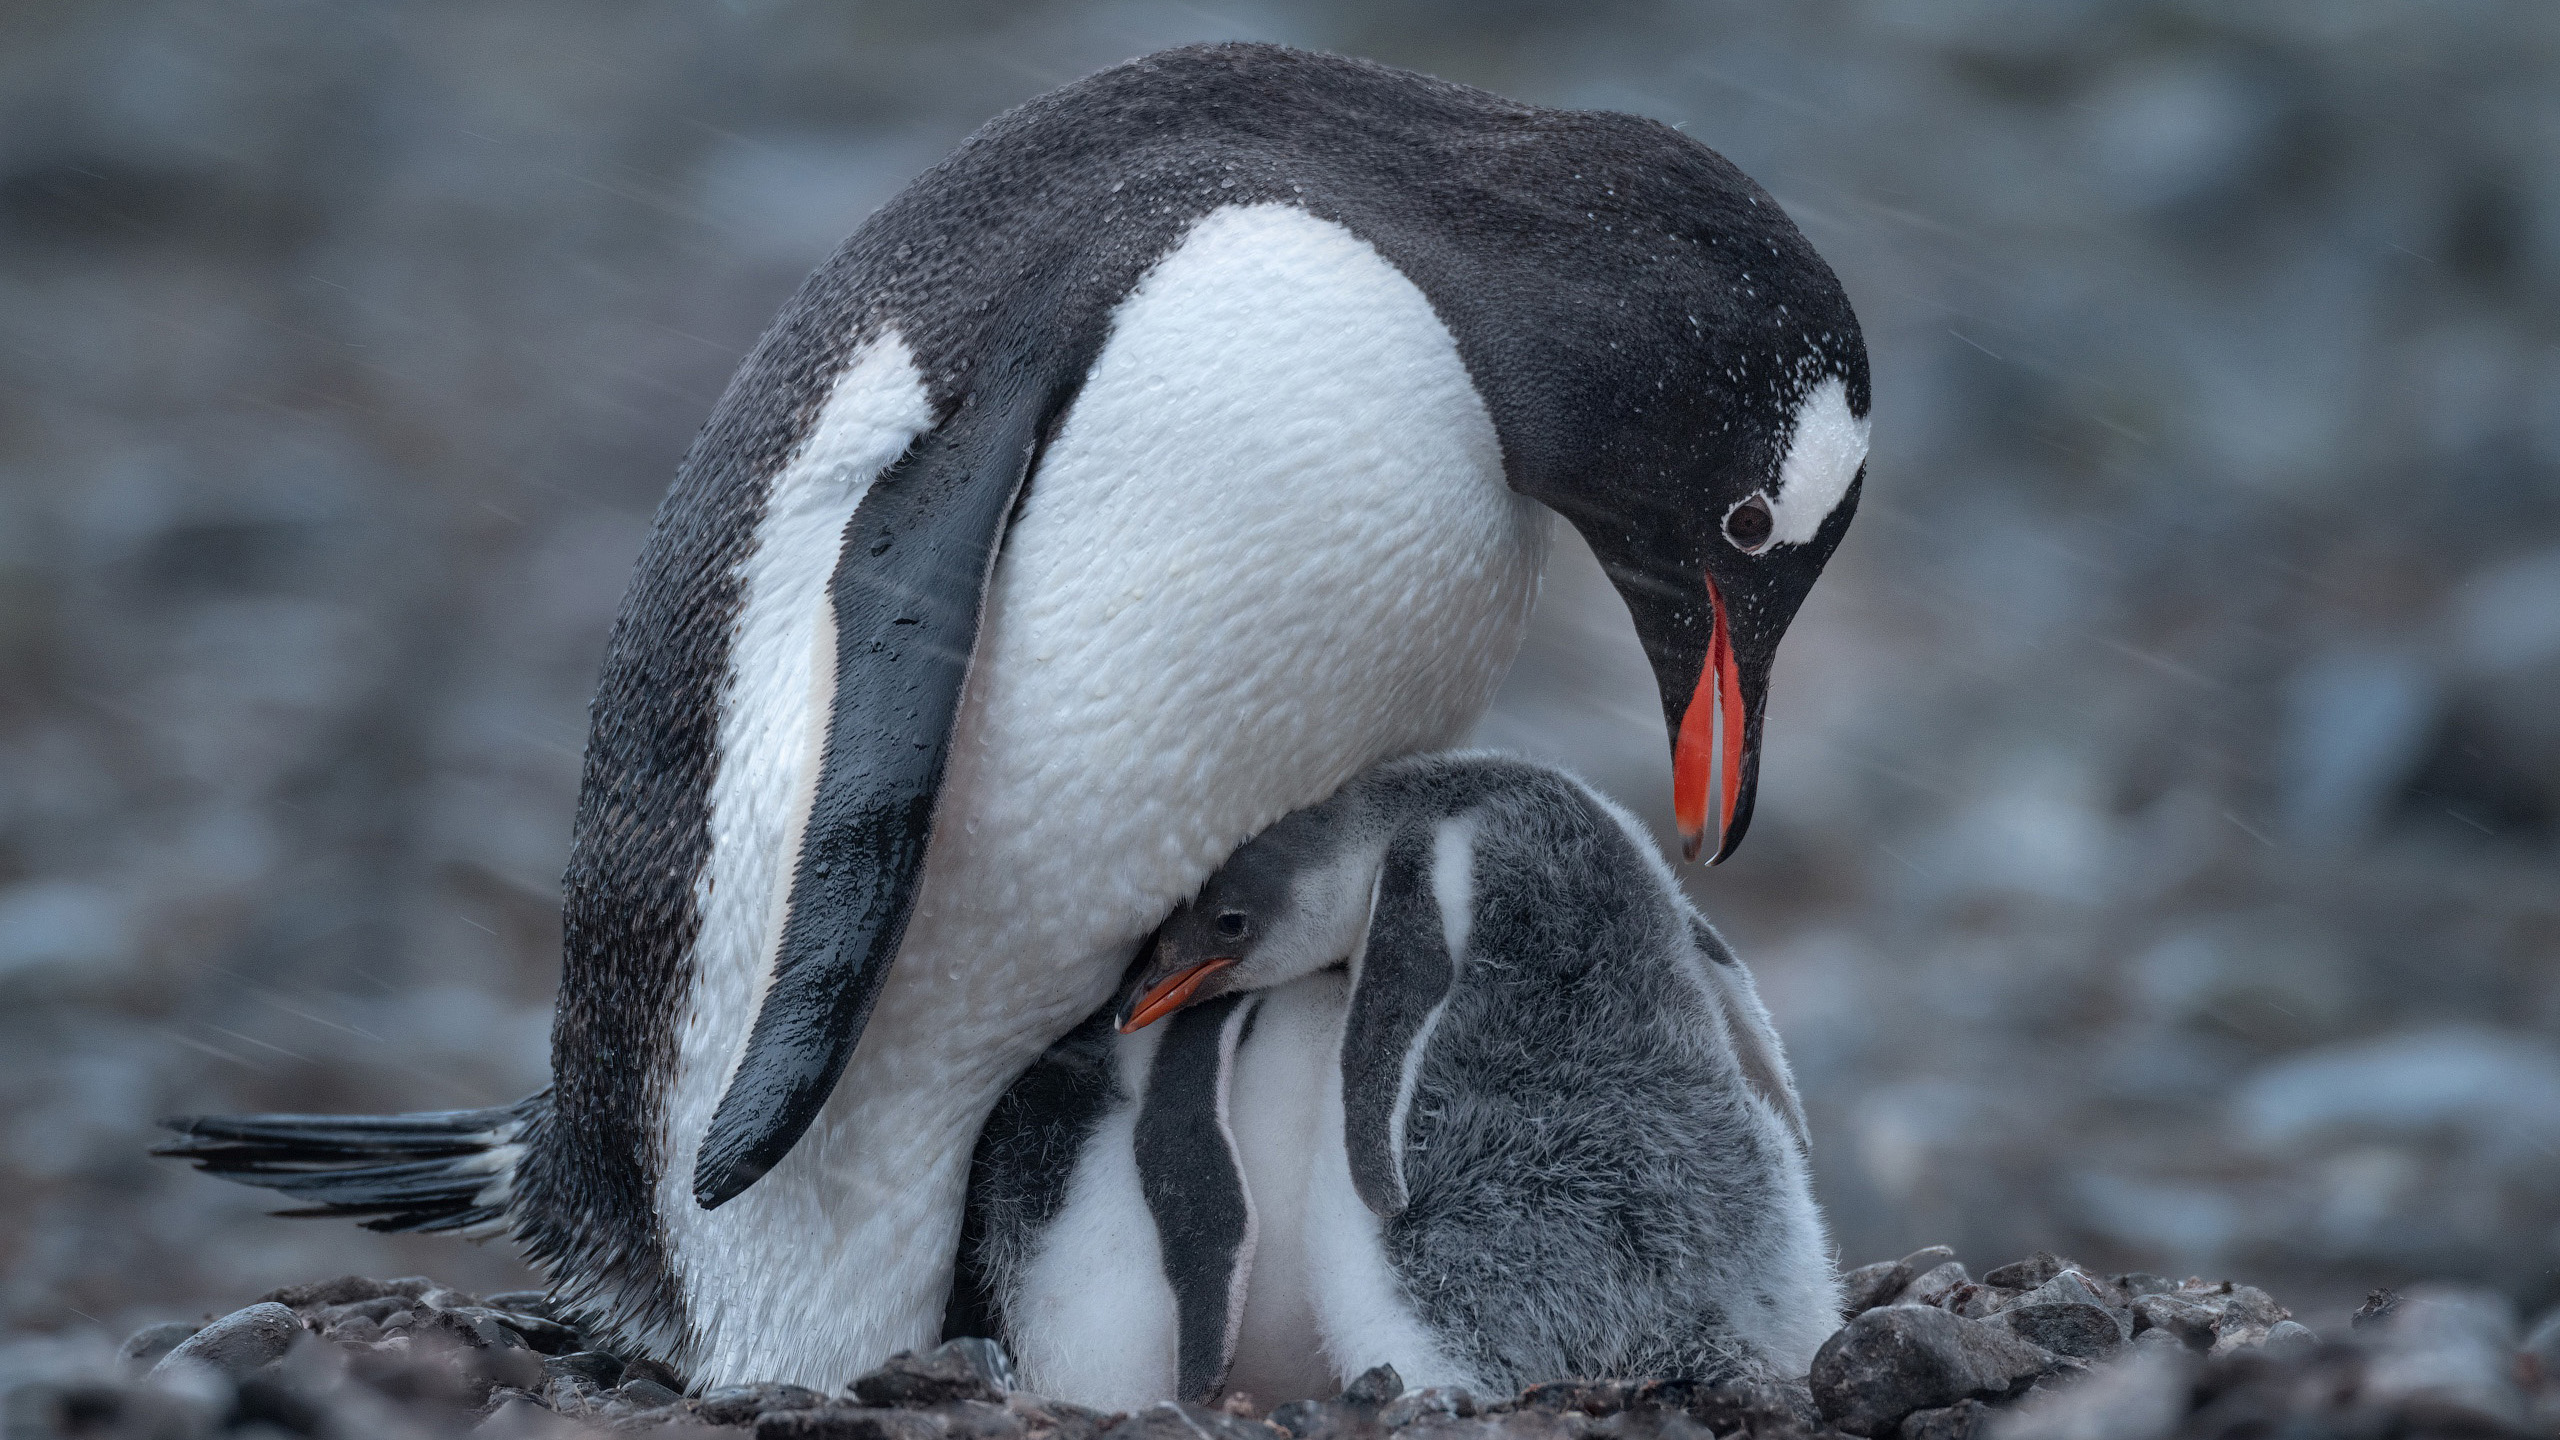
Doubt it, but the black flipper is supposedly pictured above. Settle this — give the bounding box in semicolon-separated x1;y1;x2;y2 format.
155;1091;547;1236
693;370;1066;1210
1135;993;1260;1403
1339;826;1460;1219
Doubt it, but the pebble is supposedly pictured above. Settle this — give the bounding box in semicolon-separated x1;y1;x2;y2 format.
150;1301;304;1381
115;1319;202;1375
29;1261;2560;1440
1999;1302;2122;1361
1810;1303;2058;1435
853;1338;1017;1407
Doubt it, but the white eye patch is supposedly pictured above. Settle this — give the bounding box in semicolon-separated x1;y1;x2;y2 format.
1763;375;1869;548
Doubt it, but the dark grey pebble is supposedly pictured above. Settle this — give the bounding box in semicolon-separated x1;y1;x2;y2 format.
548;1349;628;1388
759;1405;947;1440
1342;1364;1403;1406
1893;1261;1971;1309
2351;1288;2401;1330
1895;1398;1989;1440
2261;1320;2319;1358
851;1337;1014;1407
1810;1302;2058;1436
608;1375;686;1411
1980;1254;2063;1291
700;1381;831;1424
2129;1295;2217;1351
116;1320;201;1375
1839;1261;1912;1319
151;1301;303;1380
1098;1401;1276;1440
2003;1301;2126;1360
258;1273;429;1309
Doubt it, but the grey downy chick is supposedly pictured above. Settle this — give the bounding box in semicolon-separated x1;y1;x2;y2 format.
1118;751;1838;1396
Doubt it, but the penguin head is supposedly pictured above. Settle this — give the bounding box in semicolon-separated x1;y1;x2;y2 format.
1118;796;1384;1032
1560;367;1869;866
1446;123;1872;866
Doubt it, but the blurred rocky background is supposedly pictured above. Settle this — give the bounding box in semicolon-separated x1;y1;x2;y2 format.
1;0;2554;1351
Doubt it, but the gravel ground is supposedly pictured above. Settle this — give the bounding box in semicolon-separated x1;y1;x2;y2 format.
9;1253;2558;1439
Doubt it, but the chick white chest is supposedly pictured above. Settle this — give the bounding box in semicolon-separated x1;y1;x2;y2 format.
660;202;1547;1387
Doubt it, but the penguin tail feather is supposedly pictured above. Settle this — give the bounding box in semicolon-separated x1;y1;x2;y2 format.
154;1090;548;1241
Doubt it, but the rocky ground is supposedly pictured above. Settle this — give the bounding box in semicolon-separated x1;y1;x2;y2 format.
9;1252;2558;1440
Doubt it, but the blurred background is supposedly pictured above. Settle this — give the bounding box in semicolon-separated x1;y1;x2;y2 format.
2;0;2555;1351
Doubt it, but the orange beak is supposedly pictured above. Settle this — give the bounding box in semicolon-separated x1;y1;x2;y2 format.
1672;575;1750;864
1118;958;1236;1033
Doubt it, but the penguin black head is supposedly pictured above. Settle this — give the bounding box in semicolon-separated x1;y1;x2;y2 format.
1382;113;1872;865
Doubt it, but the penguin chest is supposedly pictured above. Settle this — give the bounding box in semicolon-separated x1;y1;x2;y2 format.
909;202;1550;1032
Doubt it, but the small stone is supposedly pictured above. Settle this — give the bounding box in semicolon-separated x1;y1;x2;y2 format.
851;1338;1015;1407
701;1382;832;1424
2020;1272;2113;1314
1896;1399;1987;1440
762;1406;948;1440
1677;1380;1823;1434
1947;1285;2014;1320
1981;1254;2065;1291
117;1320;202;1375
2127;1296;2215;1351
2110;1274;2176;1299
477;1395;590;1437
151;1301;304;1380
1894;1262;1971;1309
484;1290;559;1318
1097;1402;1275;1440
2259;1320;2318;1358
940;1398;1030;1440
462;1306;585;1355
2003;1302;2125;1361
608;1376;686;1412
626;1356;688;1392
1841;1261;1914;1319
1810;1303;2057;1435
548;1350;628;1388
1988;1343;2195;1440
1340;1365;1403;1407
1379;1387;1476;1426
2350;1288;2400;1330
258;1274;411;1309
2193;1285;2287;1352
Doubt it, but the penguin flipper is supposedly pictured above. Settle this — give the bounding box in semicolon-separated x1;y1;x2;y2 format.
153;1091;546;1238
693;373;1058;1211
1135;994;1260;1403
1339;826;1460;1219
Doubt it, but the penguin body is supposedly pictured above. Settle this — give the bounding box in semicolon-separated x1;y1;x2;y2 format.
1091;752;1837;1397
161;42;1870;1390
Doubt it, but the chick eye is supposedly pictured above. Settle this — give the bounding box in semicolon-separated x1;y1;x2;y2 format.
1214;911;1249;939
1723;493;1774;552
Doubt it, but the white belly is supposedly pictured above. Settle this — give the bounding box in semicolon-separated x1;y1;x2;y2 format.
1222;971;1350;1405
658;202;1548;1386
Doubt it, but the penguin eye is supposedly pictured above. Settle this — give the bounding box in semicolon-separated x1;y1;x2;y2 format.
1723;494;1775;553
1214;911;1250;940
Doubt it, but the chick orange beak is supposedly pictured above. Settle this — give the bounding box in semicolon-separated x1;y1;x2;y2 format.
1118;958;1236;1033
1673;576;1750;864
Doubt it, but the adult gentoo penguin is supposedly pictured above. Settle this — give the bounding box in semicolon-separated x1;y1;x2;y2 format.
157;43;1869;1388
956;752;1833;1405
1126;752;1835;1395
